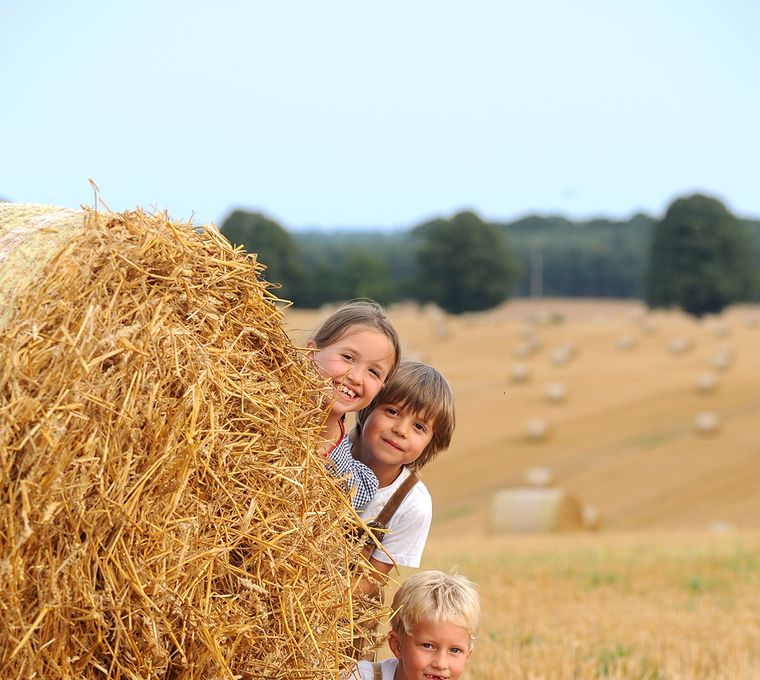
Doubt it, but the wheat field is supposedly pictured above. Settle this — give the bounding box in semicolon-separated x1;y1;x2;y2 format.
285;299;760;679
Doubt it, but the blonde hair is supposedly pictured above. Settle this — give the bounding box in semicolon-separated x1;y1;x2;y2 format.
310;299;401;377
355;361;455;469
391;570;480;647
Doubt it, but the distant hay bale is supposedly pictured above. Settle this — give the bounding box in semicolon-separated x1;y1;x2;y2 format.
525;417;550;442
550;343;576;366
711;346;733;371
490;488;584;533
544;382;568;404
523;467;554;487
510;362;531;383
616;334;637;351
695;371;718;394
0;204;374;679
712;321;730;338
582;504;602;531
668;337;693;355
694;411;721;435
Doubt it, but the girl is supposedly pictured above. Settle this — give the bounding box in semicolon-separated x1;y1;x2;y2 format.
307;299;401;509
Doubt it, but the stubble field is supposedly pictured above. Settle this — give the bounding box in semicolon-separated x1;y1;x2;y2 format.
285;299;760;679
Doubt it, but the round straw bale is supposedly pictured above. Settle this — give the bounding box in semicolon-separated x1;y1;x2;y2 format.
616;334;637;351
525;417;550;442
544;382;568;403
582;504;602;531
668;337;693;355
0;204;374;679
711;346;733;371
695;371;718;394
550;343;576;366
694;411;721;435
490;488;584;533
510;362;531;383
523;467;554;487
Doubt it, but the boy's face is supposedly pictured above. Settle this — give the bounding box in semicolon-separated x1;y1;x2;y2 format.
388;619;472;680
358;401;434;477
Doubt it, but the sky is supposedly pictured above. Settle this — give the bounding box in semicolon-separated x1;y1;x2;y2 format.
2;1;758;231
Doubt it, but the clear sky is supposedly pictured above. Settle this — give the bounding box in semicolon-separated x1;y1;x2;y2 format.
2;1;758;230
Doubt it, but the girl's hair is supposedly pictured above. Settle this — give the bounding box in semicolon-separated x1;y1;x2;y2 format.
355;360;455;469
390;570;480;648
311;299;401;376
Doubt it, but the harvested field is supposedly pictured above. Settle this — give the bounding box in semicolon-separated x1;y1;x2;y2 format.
286;299;760;679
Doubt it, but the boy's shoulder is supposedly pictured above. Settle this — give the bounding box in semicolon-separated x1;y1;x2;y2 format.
353;658;398;680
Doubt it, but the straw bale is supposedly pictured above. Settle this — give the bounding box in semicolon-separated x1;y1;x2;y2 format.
0;204;379;679
490;488;584;533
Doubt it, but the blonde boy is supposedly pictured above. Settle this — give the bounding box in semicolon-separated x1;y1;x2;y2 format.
352;570;480;680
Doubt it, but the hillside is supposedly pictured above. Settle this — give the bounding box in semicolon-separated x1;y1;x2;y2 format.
285;299;760;536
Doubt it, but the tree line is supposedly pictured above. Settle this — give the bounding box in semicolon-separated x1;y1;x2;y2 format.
220;194;760;318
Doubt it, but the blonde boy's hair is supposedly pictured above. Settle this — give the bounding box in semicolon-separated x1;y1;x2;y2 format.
310;298;401;377
355;360;455;469
390;570;480;647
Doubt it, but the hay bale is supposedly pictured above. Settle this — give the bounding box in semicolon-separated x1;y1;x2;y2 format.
582;504;602;531
550;343;576;366
616;334;637;351
668;337;693;355
544;382;568;403
694;411;721;435
525;417;550;442
490;488;584;533
523;467;554;487
510;362;531;384
0;204;373;679
712;346;733;371
695;371;718;394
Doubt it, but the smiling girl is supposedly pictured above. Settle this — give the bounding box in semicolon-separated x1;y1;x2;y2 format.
307;299;401;509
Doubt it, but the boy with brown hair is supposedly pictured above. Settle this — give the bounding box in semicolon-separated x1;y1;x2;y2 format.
351;360;455;594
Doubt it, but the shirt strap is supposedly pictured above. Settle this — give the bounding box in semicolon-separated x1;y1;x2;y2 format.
324;416;346;457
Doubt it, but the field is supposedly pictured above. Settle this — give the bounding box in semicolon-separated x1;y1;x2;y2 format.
284;299;760;679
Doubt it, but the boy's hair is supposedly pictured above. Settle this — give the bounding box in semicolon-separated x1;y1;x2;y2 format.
355;360;455;469
310;298;401;377
390;570;480;647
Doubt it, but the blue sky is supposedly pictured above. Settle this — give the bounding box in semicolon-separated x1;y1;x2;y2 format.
2;1;758;230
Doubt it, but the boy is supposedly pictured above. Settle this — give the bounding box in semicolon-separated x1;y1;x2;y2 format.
351;360;455;594
351;570;480;680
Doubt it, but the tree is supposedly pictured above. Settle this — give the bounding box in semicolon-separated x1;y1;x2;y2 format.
411;211;520;314
645;194;758;317
220;210;307;303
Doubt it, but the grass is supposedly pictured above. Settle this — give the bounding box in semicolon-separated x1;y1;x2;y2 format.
405;530;760;679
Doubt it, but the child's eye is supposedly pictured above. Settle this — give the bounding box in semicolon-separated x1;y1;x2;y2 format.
450;647;463;654
386;407;399;416
369;368;381;379
414;422;427;432
341;353;354;361
421;642;433;649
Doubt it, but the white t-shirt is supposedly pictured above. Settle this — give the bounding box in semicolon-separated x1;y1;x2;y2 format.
358;467;431;568
350;658;398;680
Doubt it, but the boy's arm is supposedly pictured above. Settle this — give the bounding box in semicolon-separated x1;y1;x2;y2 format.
353;555;394;597
328;436;379;510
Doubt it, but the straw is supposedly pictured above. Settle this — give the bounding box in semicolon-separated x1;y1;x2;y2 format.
0;206;384;679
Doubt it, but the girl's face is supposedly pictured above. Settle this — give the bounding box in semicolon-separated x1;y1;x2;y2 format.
309;326;396;418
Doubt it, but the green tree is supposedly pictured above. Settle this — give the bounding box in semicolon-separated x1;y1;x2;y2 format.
411;211;520;314
645;194;758;317
220;210;307;303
